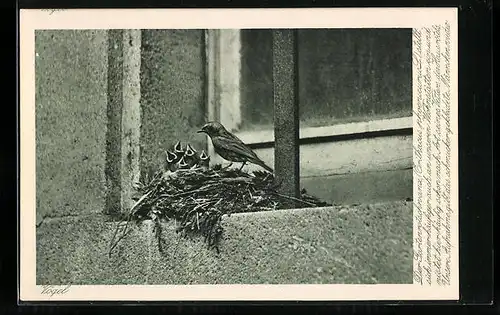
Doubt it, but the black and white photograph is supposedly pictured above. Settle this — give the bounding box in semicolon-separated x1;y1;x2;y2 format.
20;8;459;301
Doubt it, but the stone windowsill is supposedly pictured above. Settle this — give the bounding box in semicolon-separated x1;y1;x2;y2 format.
36;200;413;285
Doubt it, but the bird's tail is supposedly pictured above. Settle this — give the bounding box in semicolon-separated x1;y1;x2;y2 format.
255;159;274;173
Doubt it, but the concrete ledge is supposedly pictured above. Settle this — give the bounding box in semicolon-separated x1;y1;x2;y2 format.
36;215;152;285
37;201;412;285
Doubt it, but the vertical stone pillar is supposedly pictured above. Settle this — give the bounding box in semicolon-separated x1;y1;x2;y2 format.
205;29;242;163
272;29;300;207
106;29;142;216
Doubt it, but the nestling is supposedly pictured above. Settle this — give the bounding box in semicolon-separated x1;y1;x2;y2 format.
173;140;184;162
165;150;178;171
176;155;189;170
198;150;210;169
183;143;199;168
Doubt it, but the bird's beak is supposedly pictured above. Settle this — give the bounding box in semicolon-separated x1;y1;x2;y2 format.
197;129;204;134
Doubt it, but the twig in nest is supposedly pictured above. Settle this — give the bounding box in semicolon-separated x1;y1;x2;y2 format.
272;192;317;207
108;220;131;258
108;189;153;257
196;212;200;230
218;177;254;184
175;184;217;198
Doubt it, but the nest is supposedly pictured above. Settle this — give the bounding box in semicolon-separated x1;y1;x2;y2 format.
108;164;331;256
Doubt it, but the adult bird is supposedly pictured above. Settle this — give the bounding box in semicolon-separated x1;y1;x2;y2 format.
197;121;273;173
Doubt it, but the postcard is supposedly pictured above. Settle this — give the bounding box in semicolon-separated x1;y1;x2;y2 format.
19;7;458;301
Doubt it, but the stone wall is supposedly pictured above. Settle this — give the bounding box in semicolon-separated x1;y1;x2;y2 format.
35;30;108;223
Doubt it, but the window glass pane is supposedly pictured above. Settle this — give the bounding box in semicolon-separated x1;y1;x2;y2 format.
238;28;412;132
240;29;274;131
298;28;412;128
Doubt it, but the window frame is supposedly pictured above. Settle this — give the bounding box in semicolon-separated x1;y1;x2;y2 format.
205;29;413;157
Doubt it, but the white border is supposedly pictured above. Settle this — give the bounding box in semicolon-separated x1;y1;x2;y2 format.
20;8;459;301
